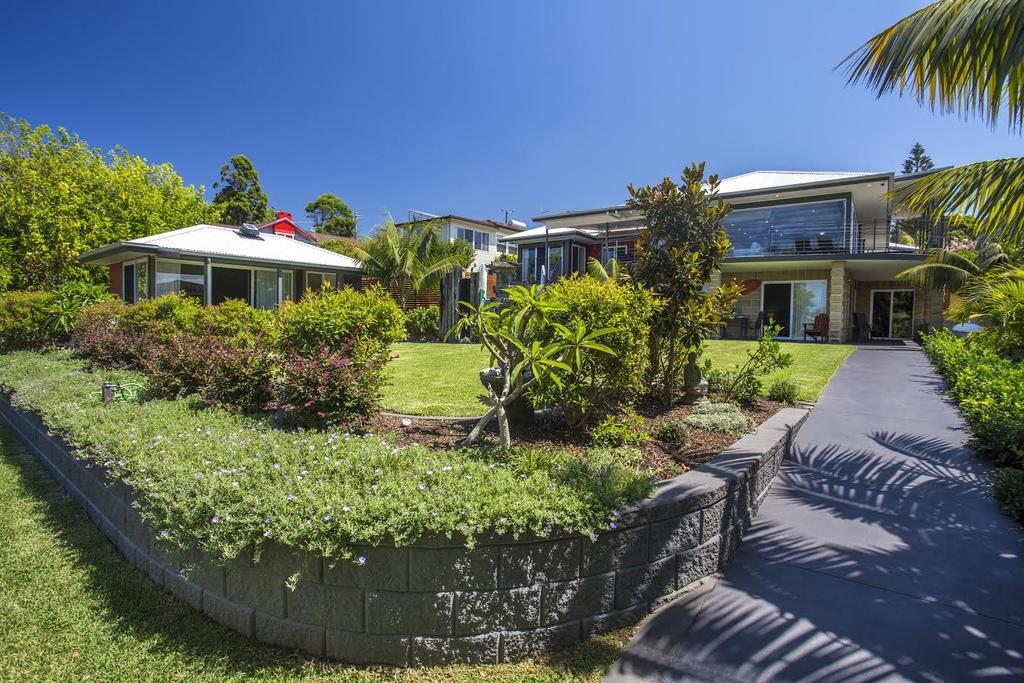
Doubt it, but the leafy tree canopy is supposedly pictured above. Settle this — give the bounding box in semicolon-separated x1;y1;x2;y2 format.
306;193;357;237
0;113;215;290
211;154;272;225
902;142;935;174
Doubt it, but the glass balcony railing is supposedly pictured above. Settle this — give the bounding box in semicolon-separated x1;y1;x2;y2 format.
725;219;944;258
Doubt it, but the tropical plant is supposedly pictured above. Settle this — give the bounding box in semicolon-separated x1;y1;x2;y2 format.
211;154;272;225
343;215;472;310
948;267;1024;355
46;281;110;338
306;193;357;237
627;163;742;406
453;284;615;450
842;0;1024;245
586;257;629;282
897;237;1012;291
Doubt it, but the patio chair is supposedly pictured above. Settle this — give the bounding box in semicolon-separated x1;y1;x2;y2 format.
851;312;869;341
803;313;829;342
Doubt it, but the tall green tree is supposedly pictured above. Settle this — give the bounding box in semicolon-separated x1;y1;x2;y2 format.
902;142;935;174
842;0;1024;245
305;193;357;237
0;114;214;290
211;154;271;225
627;163;741;406
340;215;472;310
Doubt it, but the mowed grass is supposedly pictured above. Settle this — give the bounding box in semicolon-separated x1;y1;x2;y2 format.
0;429;633;683
383;340;855;416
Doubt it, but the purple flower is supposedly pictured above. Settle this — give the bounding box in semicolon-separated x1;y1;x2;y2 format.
609;521;618;529
273;463;281;469
342;505;350;513
158;530;169;539
211;515;220;524
418;482;426;490
323;514;332;521
547;482;553;489
356;555;367;565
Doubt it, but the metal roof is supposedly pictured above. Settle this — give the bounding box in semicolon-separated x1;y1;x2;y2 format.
79;224;361;271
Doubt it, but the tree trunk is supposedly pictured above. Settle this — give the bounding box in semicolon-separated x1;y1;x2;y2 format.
440;268;462;342
662;336;677;407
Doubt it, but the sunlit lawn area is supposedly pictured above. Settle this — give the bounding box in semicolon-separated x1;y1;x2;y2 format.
383;340;855;416
0;430;634;683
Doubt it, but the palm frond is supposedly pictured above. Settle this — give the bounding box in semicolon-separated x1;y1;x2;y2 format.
890;158;1024;244
840;0;1024;131
897;247;980;290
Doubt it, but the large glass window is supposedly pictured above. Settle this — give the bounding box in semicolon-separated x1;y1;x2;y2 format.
724;199;847;257
254;270;277;310
457;227;490;250
761;281;827;338
155;261;205;299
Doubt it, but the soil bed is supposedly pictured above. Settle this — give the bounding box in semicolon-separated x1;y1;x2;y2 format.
371;398;786;481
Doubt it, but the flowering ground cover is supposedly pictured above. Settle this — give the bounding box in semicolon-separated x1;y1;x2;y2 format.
0;351;651;565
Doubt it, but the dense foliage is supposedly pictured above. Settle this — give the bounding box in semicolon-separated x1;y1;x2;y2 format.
403;305;440;341
72;288;404;430
684;401;754;435
211;154;272;225
305;193;357;238
0;351;653;561
627;163;742;405
0;291;52;351
0;114;214;289
531;277;658;427
923;331;1024;522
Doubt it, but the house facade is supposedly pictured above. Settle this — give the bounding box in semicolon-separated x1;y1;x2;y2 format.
79;218;362;309
500;170;947;342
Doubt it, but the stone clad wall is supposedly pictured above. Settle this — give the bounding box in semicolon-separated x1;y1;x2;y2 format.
0;394;807;666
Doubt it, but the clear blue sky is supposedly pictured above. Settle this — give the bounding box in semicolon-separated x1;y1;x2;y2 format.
3;1;1020;233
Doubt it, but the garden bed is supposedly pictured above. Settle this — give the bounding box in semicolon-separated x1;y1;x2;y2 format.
374;398;785;481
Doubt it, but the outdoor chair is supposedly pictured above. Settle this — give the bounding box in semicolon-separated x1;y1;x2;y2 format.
803;313;829;342
851;312;869;341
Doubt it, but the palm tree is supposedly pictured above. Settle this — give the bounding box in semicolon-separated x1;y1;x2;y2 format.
585;257;629;282
898;238;1012;291
948;267;1024;353
841;0;1024;245
342;215;472;310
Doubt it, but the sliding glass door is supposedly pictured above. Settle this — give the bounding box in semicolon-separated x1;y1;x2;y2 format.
871;289;914;339
761;281;827;339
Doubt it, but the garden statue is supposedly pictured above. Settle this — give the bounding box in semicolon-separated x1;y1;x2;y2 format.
682;351;707;404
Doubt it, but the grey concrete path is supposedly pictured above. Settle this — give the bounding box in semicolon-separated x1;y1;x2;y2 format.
607;344;1024;682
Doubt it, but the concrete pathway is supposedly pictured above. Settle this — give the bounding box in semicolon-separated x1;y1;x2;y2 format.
607;344;1024;682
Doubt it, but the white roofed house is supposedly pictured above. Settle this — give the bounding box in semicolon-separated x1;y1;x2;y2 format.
500;169;950;343
79;222;362;309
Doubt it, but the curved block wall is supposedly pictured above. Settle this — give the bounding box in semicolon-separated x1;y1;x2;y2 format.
0;395;806;666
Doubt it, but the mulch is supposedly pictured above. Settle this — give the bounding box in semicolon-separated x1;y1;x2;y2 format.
370;397;786;481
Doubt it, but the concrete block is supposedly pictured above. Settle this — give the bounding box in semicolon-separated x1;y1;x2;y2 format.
453;585;541;635
500;622;580;662
677;537;721;589
411;633;500;665
649;511;700;560
410;546;498;591
202;590;254;637
582;527;647;574
287;579;363;631
254;611;325;657
615;555;675;609
501;538;580;588
326;629;410;666
700;499;727;543
366;590;453;635
324;546;407;591
254;541;322;582
582;604;647;637
163;567;203;610
541;573;614;626
226;565;285;618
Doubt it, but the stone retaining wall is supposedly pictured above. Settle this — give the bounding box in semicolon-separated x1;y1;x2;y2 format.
0;394;807;666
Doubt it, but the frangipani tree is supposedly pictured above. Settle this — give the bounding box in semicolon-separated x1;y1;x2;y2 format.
453;284;616;450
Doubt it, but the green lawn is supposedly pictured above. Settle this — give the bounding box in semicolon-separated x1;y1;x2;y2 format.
383;340;855;416
0;428;632;683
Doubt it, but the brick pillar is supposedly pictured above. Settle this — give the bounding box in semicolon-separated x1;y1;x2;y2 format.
828;262;847;342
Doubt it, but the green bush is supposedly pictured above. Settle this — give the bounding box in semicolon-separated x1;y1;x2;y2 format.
117;292;208;345
71;298;136;367
277;285;404;358
532;277;658;427
0;350;653;560
685;401;754;435
651;420;689;444
993;468;1024;523
0;290;53;351
767;378;800;404
404;305;440;341
591;411;650;447
923;330;1024;464
205;299;278;347
46;281;110;339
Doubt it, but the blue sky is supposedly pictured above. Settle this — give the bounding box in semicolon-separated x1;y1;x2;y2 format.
3;1;1021;233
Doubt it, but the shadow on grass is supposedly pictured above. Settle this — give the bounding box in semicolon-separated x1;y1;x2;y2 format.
0;428;626;682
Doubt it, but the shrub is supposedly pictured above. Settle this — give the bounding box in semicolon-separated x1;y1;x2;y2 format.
685;401;754;435
652;420;689;444
709;321;793;405
704;367;734;396
0;290;53;351
71;298;138;367
532;277;658;427
767;378;800;404
140;332;210;398
274;339;387;430
277;285;404;358
205;299;278;347
993;468;1024;523
404;306;440;341
46;281;110;339
117;292;207;345
923;330;1024;464
591;411;650;447
198;335;276;413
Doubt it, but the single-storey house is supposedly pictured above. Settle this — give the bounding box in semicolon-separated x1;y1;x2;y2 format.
500;169;948;342
79;216;362;308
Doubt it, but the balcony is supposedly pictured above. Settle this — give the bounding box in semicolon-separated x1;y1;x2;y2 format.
725;218;944;259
